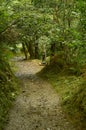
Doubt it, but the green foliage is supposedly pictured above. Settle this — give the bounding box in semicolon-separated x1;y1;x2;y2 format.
0;0;86;129
0;46;19;129
0;0;85;64
62;79;86;129
38;64;86;129
0;59;19;129
31;0;58;8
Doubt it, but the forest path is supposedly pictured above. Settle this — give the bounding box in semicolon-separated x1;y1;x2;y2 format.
5;57;76;130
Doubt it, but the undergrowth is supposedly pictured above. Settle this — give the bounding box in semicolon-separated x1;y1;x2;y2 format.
0;58;19;130
38;61;86;130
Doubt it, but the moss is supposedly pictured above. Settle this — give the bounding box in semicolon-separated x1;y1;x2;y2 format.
0;58;19;130
38;61;86;130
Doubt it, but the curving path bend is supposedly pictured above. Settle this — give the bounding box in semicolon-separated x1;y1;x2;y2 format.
5;57;76;130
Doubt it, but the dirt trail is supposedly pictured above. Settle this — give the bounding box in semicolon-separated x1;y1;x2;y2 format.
5;57;76;130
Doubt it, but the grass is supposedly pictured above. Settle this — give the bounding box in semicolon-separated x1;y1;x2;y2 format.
0;58;20;130
38;62;86;130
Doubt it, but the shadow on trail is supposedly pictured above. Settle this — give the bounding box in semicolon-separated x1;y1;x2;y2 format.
15;73;39;80
5;57;77;130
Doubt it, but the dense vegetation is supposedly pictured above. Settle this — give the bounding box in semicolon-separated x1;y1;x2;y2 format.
0;0;86;129
0;46;19;129
38;64;86;129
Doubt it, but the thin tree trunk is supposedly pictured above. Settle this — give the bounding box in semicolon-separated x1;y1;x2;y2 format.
50;43;56;63
41;45;46;64
22;43;28;60
35;43;39;59
50;43;56;56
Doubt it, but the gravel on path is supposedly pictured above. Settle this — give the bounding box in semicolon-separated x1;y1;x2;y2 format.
5;57;76;130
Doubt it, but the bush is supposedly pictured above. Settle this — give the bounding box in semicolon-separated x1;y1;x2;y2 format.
0;58;19;129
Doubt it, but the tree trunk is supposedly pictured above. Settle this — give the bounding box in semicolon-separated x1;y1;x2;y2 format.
23;41;35;60
50;43;56;63
50;43;55;56
41;45;46;64
25;42;34;59
35;43;39;59
22;42;28;60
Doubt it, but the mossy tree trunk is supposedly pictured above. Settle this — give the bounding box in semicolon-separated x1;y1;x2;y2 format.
26;42;34;59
